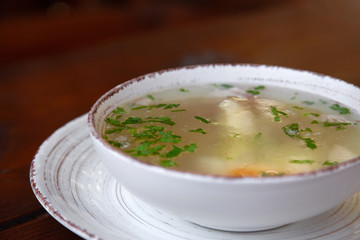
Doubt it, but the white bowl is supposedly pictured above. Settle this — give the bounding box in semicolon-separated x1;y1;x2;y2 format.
88;64;360;231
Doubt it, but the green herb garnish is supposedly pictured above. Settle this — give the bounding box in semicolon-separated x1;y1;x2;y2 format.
290;92;298;100
282;123;317;149
145;117;175;126
179;88;189;92
171;109;186;112
322;161;339;166
213;83;234;89
183;143;198;152
260;171;285;177
160;160;177;167
311;120;320;124
147;94;155;100
220;84;234;89
122;117;143;125
189;128;206;134
292;106;304;110
322;121;351;130
246;90;260;95
107;140;122;148
131;142;166;157
303;138;317;149
304;113;320;117
112;107;126;114
147;104;166;110
131;105;148;110
246;85;265;95
282;123;301;137
159;131;182;143
254;85;265;90
132;103;181;111
329;104;351;114
301;128;312;132
289;160;315;164
105;117;123;127
254;132;262;141
302;101;315;105
194;116;211;124
165;145;183;158
164;104;180;109
270;106;288;122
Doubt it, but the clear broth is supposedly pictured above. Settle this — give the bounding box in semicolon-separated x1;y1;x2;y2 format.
102;84;360;177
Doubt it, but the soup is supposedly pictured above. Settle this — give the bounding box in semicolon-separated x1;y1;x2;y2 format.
102;84;360;177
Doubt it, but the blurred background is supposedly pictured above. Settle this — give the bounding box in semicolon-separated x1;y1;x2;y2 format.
2;0;360;239
0;0;283;65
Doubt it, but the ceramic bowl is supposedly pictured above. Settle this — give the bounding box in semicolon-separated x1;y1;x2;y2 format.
88;64;360;231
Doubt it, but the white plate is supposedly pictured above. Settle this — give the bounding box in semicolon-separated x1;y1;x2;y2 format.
30;115;360;240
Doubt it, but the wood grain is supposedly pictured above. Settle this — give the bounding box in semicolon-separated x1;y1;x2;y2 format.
1;0;360;239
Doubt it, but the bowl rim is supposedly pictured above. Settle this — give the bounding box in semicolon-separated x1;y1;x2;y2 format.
88;63;360;184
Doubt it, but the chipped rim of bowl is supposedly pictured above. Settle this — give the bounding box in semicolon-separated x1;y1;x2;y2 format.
88;63;360;184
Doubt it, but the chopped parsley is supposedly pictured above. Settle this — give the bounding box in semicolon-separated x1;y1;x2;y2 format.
289;160;315;164
179;88;189;92
194;116;211;124
254;85;265;90
329;104;351;114
189;128;206;134
105;117;123;127
145;117;175;126
165;145;183;158
290;92;298;100
301;128;312;133
282;123;317;149
183;143;198;152
246;85;266;95
171;109;186;112
322;160;339;166
160;160;177;167
260;171;285;177
107;140;122;148
105;127;127;134
164;104;180;109
159;131;182;143
104;103;201;168
322;121;351;130
282;123;301;137
147;94;155;100
112;107;126;114
122;117;143;125
131;142;166;157
246;90;260;95
302;101;315;105
302;138;317;149
213;83;234;89
270;106;288;122
132;103;181;111
292;106;304;110
254;132;262;141
304;113;320;117
131;105;148;110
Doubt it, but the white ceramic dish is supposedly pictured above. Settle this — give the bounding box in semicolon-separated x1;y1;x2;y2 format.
88;64;360;231
30;115;360;239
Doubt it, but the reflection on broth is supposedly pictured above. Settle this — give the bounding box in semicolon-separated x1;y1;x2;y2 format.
102;84;360;177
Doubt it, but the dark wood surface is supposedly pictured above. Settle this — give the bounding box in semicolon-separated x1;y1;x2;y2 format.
1;0;360;239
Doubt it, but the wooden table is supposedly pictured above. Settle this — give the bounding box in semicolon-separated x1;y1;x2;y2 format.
1;0;360;239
